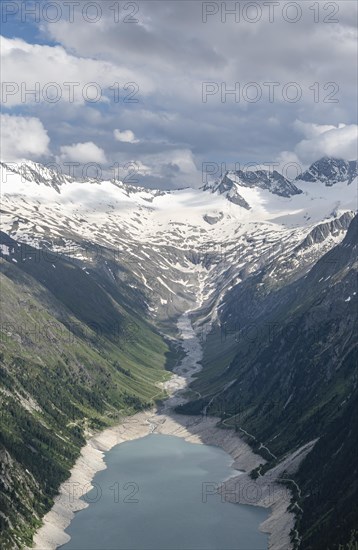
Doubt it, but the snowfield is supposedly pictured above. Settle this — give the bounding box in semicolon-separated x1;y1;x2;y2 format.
1;158;356;320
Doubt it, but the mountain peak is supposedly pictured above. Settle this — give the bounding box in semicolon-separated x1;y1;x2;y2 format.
203;167;302;208
0;161;75;193
297;157;358;186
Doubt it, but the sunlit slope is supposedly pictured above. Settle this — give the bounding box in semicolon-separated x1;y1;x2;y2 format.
0;234;171;549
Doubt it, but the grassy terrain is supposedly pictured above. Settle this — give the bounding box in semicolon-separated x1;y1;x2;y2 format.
0;236;173;549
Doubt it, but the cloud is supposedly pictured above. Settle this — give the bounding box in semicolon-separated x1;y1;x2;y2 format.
1;0;357;187
0;36;153;107
58;142;107;164
137;148;199;188
43;1;357;102
293;121;358;163
114;129;139;143
0;114;50;161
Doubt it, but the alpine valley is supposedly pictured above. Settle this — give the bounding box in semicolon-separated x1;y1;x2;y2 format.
0;157;357;550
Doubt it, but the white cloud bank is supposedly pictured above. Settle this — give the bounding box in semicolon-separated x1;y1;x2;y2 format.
0;114;50;161
294;121;358;163
277;122;358;173
0;36;153;107
58;142;107;163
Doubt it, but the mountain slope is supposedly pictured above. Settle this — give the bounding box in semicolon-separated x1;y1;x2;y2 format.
297;157;357;186
180;215;358;549
0;234;172;549
1;157;356;325
203;168;302;208
0;156;356;549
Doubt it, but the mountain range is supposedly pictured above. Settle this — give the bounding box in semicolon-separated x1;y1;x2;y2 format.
0;156;357;549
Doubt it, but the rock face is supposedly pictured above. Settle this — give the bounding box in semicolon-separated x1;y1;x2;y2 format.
203;212;224;225
181;214;358;550
207;173;251;209
294;211;355;251
0;161;74;193
228;169;302;197
298;157;358;185
203;168;302;207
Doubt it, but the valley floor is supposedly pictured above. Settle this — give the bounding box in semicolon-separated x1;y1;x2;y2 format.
31;314;297;550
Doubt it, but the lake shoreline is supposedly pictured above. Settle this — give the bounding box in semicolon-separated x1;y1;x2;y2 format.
31;409;297;550
31;313;298;550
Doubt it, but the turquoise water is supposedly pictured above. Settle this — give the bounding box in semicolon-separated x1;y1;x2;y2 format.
62;434;268;550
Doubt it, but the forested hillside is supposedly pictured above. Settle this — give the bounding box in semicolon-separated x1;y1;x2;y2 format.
0;234;172;549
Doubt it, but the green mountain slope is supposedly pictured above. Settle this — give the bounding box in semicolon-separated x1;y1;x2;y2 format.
0;233;171;549
179;215;358;550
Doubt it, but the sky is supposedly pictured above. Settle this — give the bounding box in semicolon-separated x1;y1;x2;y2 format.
0;0;357;188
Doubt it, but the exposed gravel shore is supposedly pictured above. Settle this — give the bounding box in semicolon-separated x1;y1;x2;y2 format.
32;313;300;550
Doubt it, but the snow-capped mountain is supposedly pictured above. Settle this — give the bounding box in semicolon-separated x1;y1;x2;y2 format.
1;156;357;550
0;157;356;322
0;160;169;199
203;168;302;209
0;160;75;193
297;157;357;186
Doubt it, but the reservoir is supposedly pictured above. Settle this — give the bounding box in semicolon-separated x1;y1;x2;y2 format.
62;434;268;550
